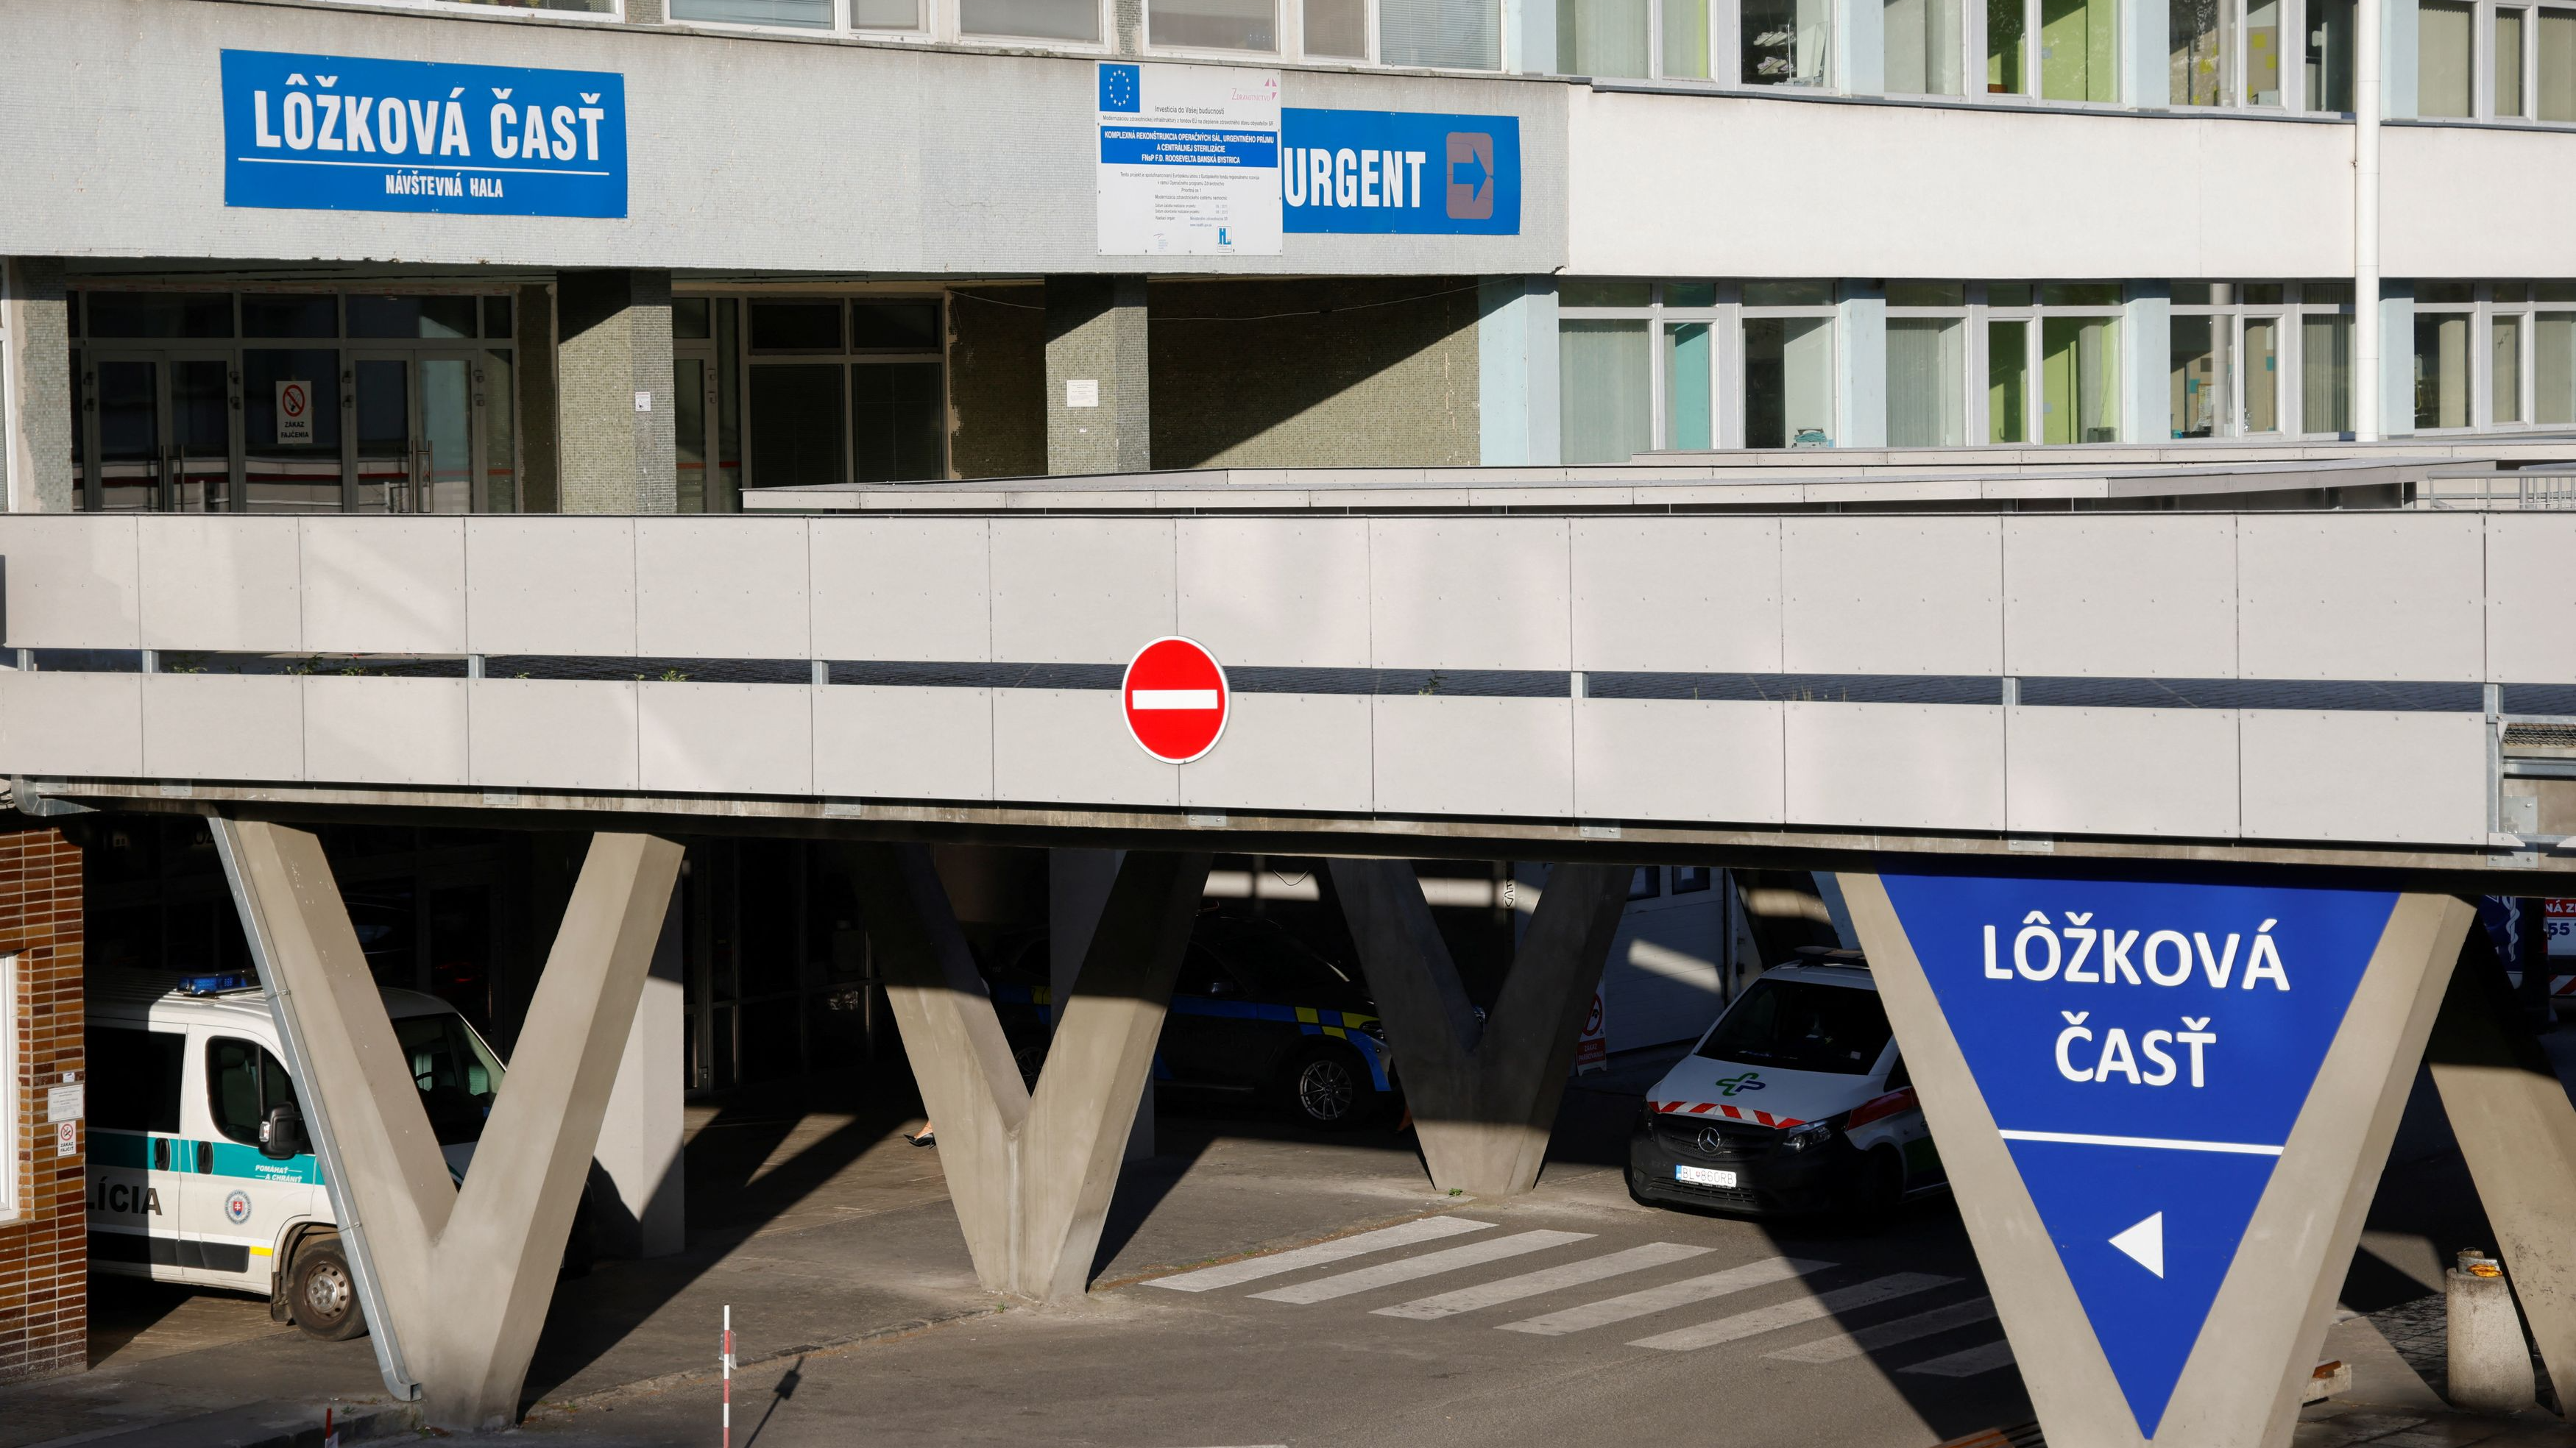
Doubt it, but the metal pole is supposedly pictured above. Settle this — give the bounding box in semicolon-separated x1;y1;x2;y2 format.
722;1304;732;1448
2354;0;2385;441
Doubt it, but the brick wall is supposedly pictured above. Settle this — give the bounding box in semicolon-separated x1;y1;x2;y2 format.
0;828;84;1383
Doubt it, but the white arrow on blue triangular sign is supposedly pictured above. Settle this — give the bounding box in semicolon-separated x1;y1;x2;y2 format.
1880;873;2397;1439
2109;1211;2165;1277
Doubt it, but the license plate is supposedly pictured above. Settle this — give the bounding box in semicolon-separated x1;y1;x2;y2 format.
1675;1165;1737;1188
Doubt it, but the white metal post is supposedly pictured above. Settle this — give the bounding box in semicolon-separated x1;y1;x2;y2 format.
2355;0;2384;439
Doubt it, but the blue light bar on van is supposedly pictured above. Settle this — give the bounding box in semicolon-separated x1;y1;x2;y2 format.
180;972;258;995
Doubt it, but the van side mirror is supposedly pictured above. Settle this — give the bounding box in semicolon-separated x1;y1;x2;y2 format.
258;1103;305;1160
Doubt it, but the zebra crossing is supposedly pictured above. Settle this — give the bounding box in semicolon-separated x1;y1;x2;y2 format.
1144;1217;2014;1376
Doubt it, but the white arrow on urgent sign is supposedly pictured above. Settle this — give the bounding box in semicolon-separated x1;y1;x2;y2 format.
1122;636;1229;764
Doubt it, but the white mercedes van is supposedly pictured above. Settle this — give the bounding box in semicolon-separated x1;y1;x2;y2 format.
1629;954;1947;1218
87;970;590;1340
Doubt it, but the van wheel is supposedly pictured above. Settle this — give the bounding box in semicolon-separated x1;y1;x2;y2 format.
290;1241;369;1342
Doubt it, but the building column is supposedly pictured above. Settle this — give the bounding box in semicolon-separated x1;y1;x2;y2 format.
1053;848;1153;1161
1045;276;1150;475
1329;859;1630;1198
2425;922;2576;1412
852;843;1209;1301
556;269;677;514
1836;283;1888;450
1477;277;1560;466
2379;282;2416;434
213;821;683;1429
2121;281;2173;443
595;880;687;1258
3;259;74;514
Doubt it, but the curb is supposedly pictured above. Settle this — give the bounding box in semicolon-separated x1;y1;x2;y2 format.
28;1399;419;1448
526;1305;1005;1419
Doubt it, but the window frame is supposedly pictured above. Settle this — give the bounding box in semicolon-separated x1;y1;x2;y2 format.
726;291;953;490
1556;280;1733;454
1144;0;1285;54
1885;284;1972;447
2413;283;2480;432
2171;283;2296;438
332;0;624;18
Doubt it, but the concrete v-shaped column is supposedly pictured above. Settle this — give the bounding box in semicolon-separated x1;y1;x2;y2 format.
848;843;1210;1302
213;820;683;1430
1328;859;1631;1199
2426;924;2576;1414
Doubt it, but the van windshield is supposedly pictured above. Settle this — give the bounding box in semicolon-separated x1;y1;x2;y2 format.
1694;978;1892;1076
394;1012;506;1146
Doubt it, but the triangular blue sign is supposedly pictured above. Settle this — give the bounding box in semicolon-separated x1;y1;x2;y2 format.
1880;873;2398;1438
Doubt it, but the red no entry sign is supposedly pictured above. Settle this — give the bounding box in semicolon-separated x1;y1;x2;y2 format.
1123;636;1228;764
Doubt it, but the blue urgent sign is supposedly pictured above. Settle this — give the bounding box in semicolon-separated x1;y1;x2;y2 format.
1280;109;1519;235
220;49;627;219
1881;873;2398;1438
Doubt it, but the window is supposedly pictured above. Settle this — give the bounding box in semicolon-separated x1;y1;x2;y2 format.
207;1037;300;1147
2043;0;2120;99
2421;0;2477;116
1743;0;1832;83
2499;7;2530;112
2544;10;2576;118
91;1027;185;1135
1989;0;2029;89
427;0;612;9
1382;0;1503;65
1151;0;1276;48
1886;0;1964;91
2416;282;2474;429
2292;280;2354;435
1560;282;1717;461
2171;0;2230;103
670;0;836;22
1745;283;1838;447
2307;0;2355;107
1558;0;1713;77
1888;283;1968;446
2170;283;2290;436
740;297;947;488
1630;867;1663;901
1696;977;1893;1075
963;0;1100;40
2038;285;2123;442
1306;0;1369;53
2539;283;2576;424
394;1012;506;1148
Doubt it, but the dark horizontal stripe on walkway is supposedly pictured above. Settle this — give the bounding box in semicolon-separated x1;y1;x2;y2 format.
8;650;2552;716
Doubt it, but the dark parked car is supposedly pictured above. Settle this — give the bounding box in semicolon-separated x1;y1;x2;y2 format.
985;912;1395;1129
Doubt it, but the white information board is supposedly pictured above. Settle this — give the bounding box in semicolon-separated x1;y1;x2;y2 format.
1096;62;1281;258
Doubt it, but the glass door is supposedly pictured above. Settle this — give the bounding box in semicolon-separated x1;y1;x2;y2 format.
352;356;413;513
85;355;163;512
243;349;344;513
171;358;239;511
352;353;484;513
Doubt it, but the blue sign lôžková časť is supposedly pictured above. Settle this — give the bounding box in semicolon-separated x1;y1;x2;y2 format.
1281;109;1519;236
1880;873;2398;1439
222;49;626;219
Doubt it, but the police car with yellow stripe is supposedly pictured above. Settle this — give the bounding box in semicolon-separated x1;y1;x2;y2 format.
1630;952;1945;1218
88;970;593;1341
986;913;1395;1128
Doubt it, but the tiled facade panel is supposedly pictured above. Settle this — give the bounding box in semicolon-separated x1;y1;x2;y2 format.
0;829;85;1383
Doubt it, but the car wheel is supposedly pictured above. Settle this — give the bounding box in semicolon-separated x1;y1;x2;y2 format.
290;1240;369;1342
1284;1044;1370;1131
1011;1039;1049;1091
1863;1148;1908;1222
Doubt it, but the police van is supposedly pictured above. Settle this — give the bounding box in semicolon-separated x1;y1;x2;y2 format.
88;970;585;1340
1629;952;1946;1218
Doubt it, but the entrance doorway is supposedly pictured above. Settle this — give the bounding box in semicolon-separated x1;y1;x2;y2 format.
71;288;518;514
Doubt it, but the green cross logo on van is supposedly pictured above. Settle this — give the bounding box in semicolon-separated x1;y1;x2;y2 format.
1715;1071;1766;1096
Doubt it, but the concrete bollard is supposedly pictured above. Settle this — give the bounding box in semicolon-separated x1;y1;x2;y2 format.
2447;1252;2536;1415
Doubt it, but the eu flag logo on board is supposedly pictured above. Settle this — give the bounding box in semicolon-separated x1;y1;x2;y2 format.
1098;63;1140;113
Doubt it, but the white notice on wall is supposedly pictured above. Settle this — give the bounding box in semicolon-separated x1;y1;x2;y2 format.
1066;379;1100;408
46;1083;82;1123
275;380;315;445
1096;62;1281;258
